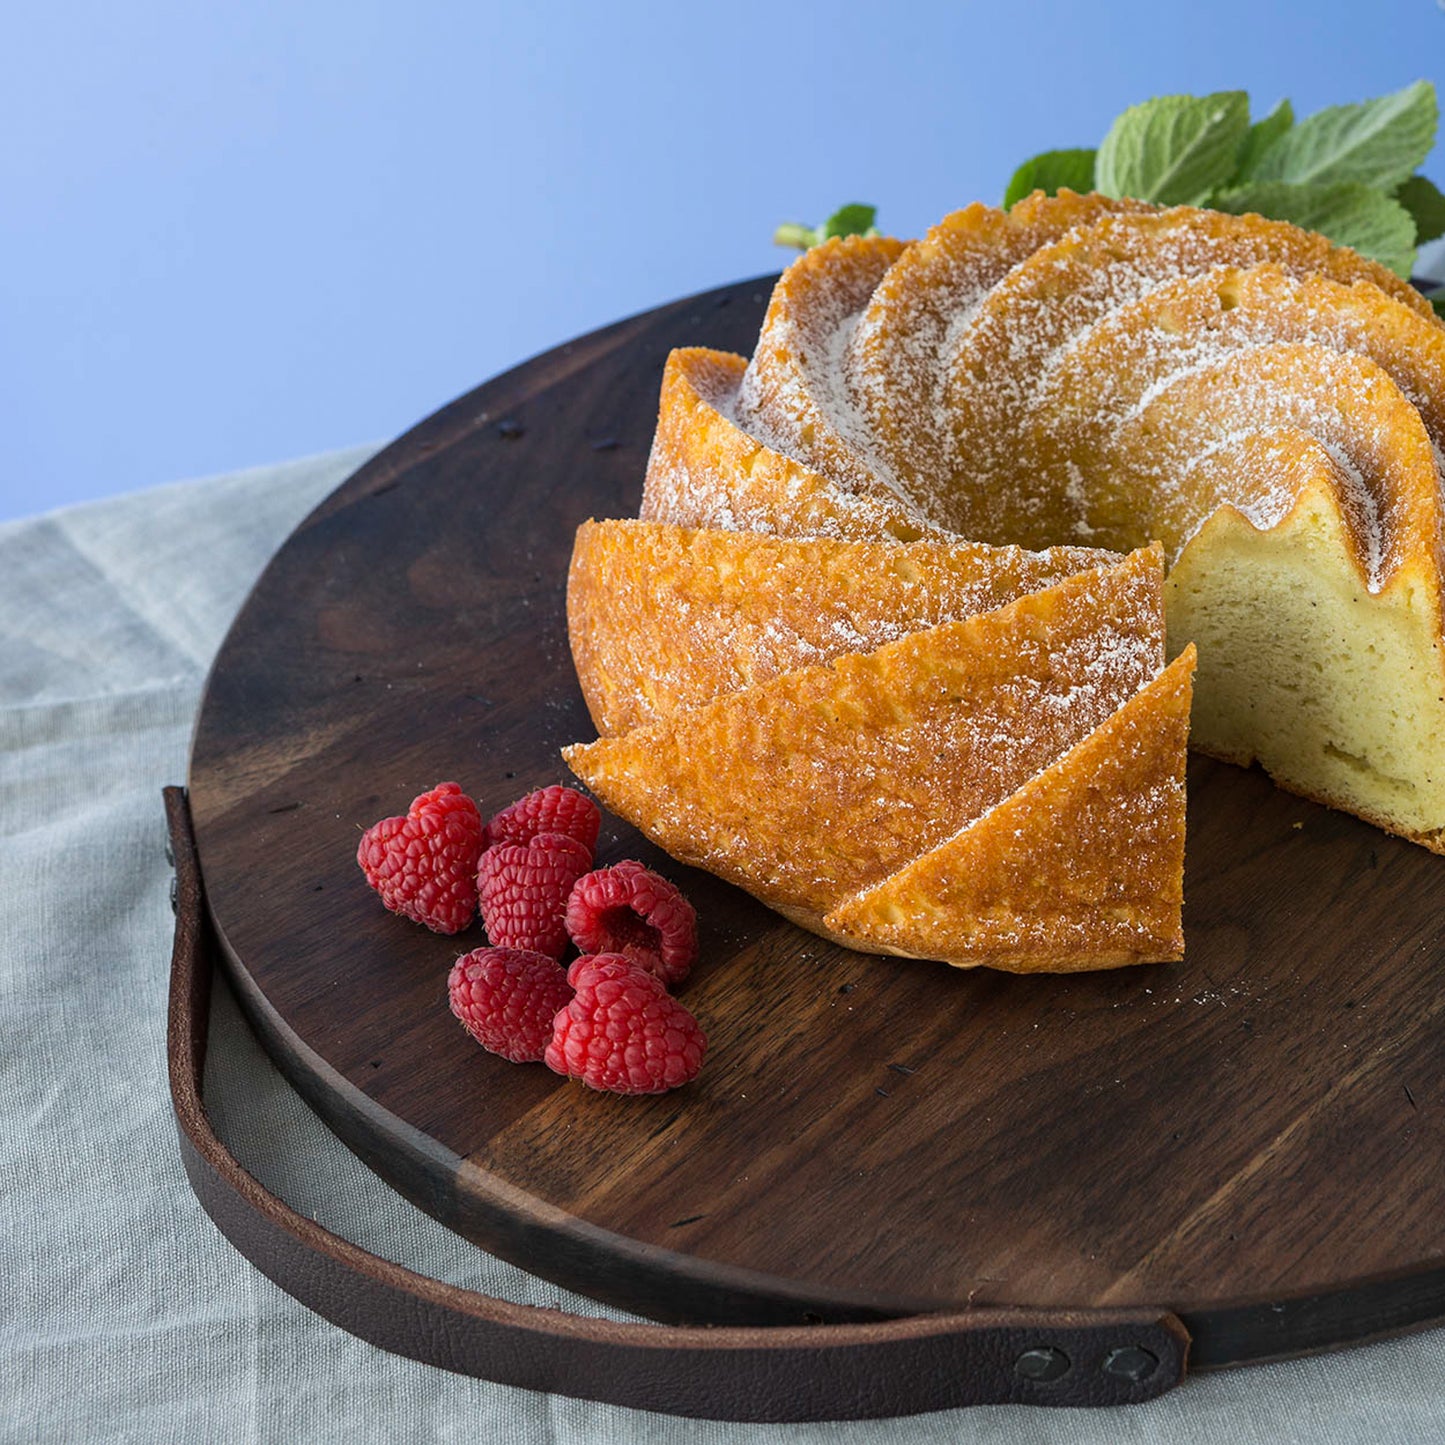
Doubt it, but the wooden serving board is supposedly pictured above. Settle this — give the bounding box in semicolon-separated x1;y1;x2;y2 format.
188;277;1445;1370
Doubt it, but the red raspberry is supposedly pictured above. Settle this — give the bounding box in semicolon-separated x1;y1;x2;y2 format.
545;954;706;1094
448;947;574;1063
565;860;698;987
485;785;600;856
478;832;593;959
357;782;484;934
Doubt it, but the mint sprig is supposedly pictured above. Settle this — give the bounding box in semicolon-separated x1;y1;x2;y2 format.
778;83;1441;281
1396;173;1445;244
1005;81;1440;279
1249;81;1436;190
1235;99;1295;181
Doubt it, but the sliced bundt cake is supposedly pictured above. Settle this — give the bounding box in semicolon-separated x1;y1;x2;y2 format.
640;195;1445;851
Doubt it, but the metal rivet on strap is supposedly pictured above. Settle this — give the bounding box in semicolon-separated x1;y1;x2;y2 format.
1014;1346;1070;1382
1102;1345;1159;1383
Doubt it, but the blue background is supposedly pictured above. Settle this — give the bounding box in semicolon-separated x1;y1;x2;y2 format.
3;0;1443;520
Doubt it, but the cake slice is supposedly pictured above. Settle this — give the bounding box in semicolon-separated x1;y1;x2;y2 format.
823;649;1195;971
567;518;1113;735
563;548;1164;935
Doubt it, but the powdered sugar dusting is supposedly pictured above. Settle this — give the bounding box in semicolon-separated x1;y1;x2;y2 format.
648;201;1443;648
733;235;912;502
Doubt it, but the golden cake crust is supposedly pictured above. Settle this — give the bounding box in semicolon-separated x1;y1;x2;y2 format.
823;648;1195;972
642;347;935;541
923;206;1437;543
847;190;1154;495
736;234;909;490
567;518;1113;736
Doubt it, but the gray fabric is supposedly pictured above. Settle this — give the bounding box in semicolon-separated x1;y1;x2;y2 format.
2;447;1442;1444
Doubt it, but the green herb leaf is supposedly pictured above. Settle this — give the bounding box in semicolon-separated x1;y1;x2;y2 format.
1396;174;1445;245
1003;148;1097;209
775;204;880;251
1433;296;1445;320
1234;97;1294;181
772;222;818;251
1216;180;1418;277
1096;91;1250;205
1250;80;1437;191
820;203;879;242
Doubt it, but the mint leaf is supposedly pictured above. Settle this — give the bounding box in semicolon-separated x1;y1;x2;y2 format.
1434;296;1445;320
821;204;878;241
1396;174;1445;244
1003;148;1097;208
1234;97;1294;181
1096;91;1250;205
1217;180;1417;277
1251;80;1437;190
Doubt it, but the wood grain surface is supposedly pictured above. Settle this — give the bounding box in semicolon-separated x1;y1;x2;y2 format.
187;277;1445;1368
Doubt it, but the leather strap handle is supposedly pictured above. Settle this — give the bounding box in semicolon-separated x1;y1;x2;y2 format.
164;786;1188;1420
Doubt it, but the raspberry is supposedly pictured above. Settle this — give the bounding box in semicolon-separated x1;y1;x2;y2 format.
565;860;698;987
545;954;706;1094
357;782;484;934
485;785;600;856
478;832;593;959
448;947;574;1063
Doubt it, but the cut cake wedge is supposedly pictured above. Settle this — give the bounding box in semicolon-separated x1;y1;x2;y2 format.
563;547;1164;936
567;518;1113;736
823;648;1196;972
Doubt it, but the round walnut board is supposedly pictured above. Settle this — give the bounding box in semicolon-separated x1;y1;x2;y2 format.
189;277;1445;1371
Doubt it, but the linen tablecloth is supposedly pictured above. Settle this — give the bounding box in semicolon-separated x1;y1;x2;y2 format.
3;445;1443;1443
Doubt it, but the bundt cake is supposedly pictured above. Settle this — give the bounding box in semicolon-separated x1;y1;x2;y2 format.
640;193;1445;853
